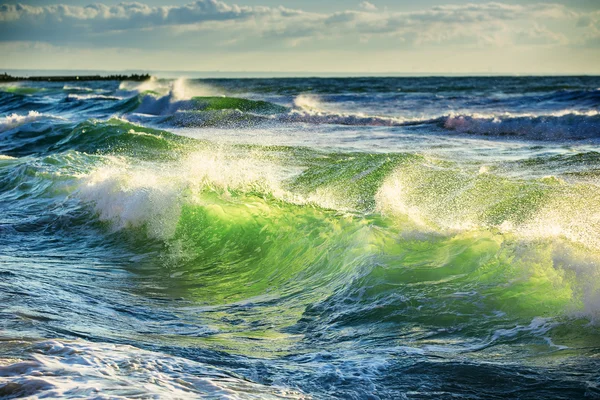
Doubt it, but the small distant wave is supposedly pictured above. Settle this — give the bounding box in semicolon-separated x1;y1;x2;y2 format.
0;86;43;95
66;93;122;101
0;111;63;133
130;92;290;129
62;85;94;92
443;111;600;140
137;92;421;128
280;109;421;127
286;94;419;126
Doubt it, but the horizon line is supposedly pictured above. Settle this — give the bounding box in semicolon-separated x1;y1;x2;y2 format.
2;68;599;78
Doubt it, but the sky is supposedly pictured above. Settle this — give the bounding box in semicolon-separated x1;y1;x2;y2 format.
1;0;599;75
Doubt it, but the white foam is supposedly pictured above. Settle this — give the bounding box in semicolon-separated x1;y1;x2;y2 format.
280;109;416;127
0;111;54;133
0;339;306;399
66;93;122;101
77;150;289;240
120;77;219;100
293;94;322;110
170;77;220;101
62;85;93;92
443;110;600;139
131;78;222;117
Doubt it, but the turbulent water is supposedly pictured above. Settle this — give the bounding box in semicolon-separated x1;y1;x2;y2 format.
1;76;600;399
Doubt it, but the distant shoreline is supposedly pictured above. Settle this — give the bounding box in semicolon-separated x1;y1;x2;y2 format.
0;72;152;82
1;69;598;80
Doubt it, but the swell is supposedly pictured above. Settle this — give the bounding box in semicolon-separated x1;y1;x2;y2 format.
126;91;600;140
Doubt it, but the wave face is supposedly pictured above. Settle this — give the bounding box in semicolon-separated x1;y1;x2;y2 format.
1;76;600;399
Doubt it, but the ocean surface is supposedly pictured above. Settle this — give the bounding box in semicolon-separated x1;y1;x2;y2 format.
0;76;599;399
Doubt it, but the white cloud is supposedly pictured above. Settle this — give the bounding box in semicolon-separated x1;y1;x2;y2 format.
516;24;569;46
359;2;377;11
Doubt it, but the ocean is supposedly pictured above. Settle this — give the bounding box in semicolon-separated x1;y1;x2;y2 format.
0;76;599;399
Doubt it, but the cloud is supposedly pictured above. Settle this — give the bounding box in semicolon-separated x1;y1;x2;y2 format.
359;2;377;11
0;1;309;40
0;0;595;52
516;24;569;46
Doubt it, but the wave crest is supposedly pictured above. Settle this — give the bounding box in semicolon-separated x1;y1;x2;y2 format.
443;111;600;140
0;111;61;133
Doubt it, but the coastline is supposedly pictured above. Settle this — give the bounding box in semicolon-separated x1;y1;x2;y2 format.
0;72;152;82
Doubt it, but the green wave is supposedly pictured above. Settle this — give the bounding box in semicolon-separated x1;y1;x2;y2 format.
0;118;199;159
115;188;597;356
53;118;195;157
0;86;44;95
58;142;599;352
191;96;289;114
166;109;271;128
107;95;143;114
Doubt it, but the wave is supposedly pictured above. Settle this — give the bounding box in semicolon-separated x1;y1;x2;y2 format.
375;159;600;249
130;92;416;128
135;93;289;116
0;118;194;158
5;119;599;257
280;109;419;127
6;115;596;253
66;93;123;101
62;85;94;92
0;86;44;95
2;77;600;399
0;111;64;133
443;111;600;140
118;77;221;99
64;146;600;322
282;106;600;139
